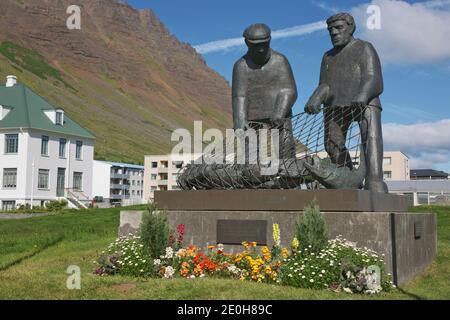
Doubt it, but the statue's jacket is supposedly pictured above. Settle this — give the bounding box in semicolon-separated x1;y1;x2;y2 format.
233;50;297;121
320;38;383;109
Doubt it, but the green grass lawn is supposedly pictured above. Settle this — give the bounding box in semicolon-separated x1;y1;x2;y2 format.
0;205;449;300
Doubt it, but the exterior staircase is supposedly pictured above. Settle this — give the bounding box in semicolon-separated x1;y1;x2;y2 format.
65;188;91;209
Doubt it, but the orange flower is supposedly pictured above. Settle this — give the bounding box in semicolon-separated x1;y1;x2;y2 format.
208;245;216;249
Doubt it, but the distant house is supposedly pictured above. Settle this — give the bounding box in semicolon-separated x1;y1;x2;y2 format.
410;169;448;180
387;180;450;206
92;160;145;206
0;76;95;210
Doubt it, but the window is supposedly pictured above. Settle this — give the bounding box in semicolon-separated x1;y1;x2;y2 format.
172;173;179;180
417;192;429;205
38;169;50;189
41;136;49;156
151;174;157;181
132;190;135;196
137;180;140;186
383;157;392;165
151;186;157;191
73;172;83;191
2;201;16;211
76;141;83;160
383;171;392;180
56;111;63;125
59;138;66;158
5;134;18;154
137;190;140;196
132;180;136;186
152;162;158;168
173;161;183;169
3;168;17;188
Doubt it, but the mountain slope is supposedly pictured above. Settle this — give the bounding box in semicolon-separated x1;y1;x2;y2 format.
0;0;232;164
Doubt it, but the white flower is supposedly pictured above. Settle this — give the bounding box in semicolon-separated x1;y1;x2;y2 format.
217;243;225;251
165;247;174;259
310;279;314;283
176;249;186;258
153;259;161;266
164;266;175;278
302;275;306;279
343;287;353;294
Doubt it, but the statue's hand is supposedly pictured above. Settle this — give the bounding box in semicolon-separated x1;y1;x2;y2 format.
304;99;322;115
234;121;250;131
351;94;368;108
270;116;285;127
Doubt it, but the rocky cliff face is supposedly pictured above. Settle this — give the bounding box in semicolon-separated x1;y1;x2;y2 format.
0;0;231;163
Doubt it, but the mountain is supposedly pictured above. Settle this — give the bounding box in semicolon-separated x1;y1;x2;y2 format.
0;0;232;164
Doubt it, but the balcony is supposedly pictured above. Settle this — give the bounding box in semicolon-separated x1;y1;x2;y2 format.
111;173;127;179
158;180;168;186
158;167;169;173
111;184;130;190
111;194;130;200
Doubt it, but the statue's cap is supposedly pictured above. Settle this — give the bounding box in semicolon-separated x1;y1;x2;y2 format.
243;23;271;44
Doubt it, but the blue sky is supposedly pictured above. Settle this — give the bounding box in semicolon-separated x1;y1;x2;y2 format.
129;0;450;171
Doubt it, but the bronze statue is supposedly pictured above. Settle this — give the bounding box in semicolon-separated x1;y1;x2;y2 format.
305;13;388;193
232;23;298;159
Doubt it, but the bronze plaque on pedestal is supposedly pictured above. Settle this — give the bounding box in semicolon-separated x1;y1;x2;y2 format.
217;220;267;245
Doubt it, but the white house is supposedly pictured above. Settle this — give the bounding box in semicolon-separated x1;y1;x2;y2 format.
92;160;145;206
0;76;95;210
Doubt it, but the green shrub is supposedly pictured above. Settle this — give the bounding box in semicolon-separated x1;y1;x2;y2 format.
45;200;68;212
139;203;171;259
295;201;329;253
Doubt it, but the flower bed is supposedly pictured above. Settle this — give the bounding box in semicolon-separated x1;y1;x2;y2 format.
94;222;394;294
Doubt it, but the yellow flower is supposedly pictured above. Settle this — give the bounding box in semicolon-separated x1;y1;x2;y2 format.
273;224;280;247
292;237;299;252
282;247;290;259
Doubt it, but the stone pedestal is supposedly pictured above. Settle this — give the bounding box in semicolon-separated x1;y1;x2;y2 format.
120;190;437;285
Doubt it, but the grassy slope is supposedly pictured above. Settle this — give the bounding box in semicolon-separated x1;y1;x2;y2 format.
0;206;449;300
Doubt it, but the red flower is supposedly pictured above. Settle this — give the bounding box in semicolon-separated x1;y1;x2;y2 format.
177;224;185;246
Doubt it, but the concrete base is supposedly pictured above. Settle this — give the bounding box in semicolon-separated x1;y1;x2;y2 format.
119;190;436;285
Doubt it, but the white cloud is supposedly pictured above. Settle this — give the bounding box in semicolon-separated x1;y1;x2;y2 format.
312;1;342;14
383;119;450;169
352;0;450;64
194;21;326;54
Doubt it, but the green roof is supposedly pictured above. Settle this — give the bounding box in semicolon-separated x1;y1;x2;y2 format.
0;84;95;139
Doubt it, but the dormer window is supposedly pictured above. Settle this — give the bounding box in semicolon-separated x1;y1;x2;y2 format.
56;111;63;125
44;109;65;125
0;105;11;121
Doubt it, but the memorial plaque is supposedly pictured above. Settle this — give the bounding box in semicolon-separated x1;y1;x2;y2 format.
217;220;267;245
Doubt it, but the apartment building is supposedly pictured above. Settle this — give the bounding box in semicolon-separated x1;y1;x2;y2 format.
0;76;95;210
314;150;410;181
143;153;202;201
92;161;145;206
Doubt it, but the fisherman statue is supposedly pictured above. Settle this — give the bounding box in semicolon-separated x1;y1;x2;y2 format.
305;12;388;193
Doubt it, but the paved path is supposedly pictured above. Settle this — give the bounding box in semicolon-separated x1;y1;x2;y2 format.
0;213;55;220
